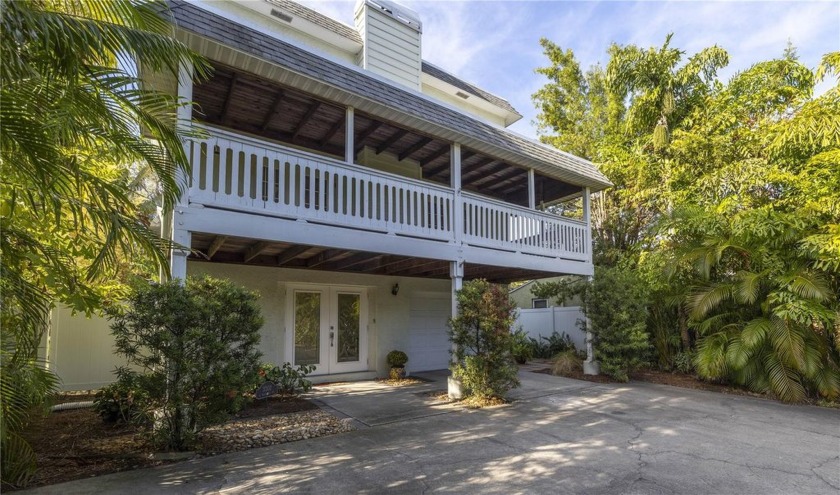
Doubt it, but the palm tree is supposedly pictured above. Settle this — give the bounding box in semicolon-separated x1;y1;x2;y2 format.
0;0;208;486
681;208;839;403
607;33;729;149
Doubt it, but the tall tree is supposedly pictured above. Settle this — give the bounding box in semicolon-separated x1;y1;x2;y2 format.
0;0;208;485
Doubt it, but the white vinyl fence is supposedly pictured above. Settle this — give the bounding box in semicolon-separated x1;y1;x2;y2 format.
515;306;587;351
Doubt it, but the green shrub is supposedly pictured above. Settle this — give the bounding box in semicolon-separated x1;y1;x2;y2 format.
449;280;520;400
108;276;263;450
511;329;533;364
528;331;575;359
584;266;651;382
258;362;315;395
672;351;695;374
93;367;150;424
386;350;408;367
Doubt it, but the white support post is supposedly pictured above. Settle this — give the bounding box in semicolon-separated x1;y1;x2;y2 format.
448;259;464;398
528;168;536;210
582;186;598;374
345;106;355;164
451;143;463;247
169;62;193;283
582;186;592;263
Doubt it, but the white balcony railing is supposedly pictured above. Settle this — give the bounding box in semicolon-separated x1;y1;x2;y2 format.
187;125;590;262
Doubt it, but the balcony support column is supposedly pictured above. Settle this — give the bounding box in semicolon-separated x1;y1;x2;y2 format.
581;186;599;374
451;143;463;247
528;168;536;209
448;260;464;399
345;106;355;164
167;61;194;284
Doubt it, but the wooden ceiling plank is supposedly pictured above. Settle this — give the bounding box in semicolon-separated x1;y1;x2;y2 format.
220;73;239;123
306;249;346;268
398;137;433;161
276;245;311;266
291;101;322;140
375;129;409;155
206;235;228;260
243;240;272;263
420;145;450;167
354;121;383;154
260;89;286;131
319;116;345;146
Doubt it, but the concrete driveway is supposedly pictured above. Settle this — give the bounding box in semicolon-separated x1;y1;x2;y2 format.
23;369;840;494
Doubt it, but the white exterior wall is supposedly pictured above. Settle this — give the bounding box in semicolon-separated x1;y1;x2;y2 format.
188;262;450;376
355;2;422;90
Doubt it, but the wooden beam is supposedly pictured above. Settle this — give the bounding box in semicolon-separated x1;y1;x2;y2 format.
220;73;238;123
376;129;408;154
354;121;382;154
306;249;346;268
426;150;475;179
486;173;527;193
261;89;286;131
206;235;227;260
471;166;524;188
276;245;311;266
460;158;497;181
243;241;272;263
383;258;441;275
353;255;401;273
319;252;382;271
398;137;433;161
420;145;449;167
319;116;344;146
291;102;322;140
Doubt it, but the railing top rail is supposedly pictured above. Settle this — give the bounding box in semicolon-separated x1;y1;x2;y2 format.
193;122;455;196
461;191;587;226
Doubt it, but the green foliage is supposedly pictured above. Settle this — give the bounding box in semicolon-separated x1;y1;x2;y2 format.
258;363;315;395
449;280;520;399
1;0;207;483
108;276;263;450
581;267;651;382
672;351;695;374
526;331;576;359
535;34;839;402
94;367;151;424
386;350;409;368
511;329;534;364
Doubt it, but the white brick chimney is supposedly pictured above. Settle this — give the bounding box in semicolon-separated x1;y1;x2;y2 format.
354;0;422;90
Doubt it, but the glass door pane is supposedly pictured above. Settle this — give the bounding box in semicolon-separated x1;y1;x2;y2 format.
336;293;360;363
294;291;321;366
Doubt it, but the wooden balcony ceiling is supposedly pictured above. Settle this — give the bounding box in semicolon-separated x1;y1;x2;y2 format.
193;65;579;207
189;233;559;283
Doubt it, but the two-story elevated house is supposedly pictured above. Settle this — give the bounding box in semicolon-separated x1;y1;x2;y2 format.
144;0;610;384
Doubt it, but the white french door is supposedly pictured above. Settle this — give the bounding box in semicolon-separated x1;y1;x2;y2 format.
286;285;368;375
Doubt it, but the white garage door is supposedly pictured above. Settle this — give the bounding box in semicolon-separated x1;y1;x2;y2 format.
408;294;451;372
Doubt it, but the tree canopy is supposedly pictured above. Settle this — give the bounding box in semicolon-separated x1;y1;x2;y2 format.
533;35;840;402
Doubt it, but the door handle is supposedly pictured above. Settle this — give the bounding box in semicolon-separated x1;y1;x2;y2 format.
330;326;334;347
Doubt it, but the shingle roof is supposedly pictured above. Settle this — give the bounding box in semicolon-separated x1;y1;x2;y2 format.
259;0;518;115
421;62;519;116
167;1;611;190
265;0;362;45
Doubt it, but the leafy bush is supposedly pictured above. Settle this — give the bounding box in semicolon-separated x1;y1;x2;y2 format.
672;351;695;374
386;350;408;367
94;367;150;424
551;350;583;376
258;362;315;395
584;266;651;381
528;331;575;359
108;276;263;450
449;280;520;399
511;329;533;364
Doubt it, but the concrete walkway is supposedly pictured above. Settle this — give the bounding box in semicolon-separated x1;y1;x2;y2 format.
23;370;840;494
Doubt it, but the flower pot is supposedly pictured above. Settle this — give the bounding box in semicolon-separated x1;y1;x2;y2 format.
389;366;406;380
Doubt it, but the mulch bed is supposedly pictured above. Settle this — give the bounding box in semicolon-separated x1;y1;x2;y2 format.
375;377;426;387
15;394;332;491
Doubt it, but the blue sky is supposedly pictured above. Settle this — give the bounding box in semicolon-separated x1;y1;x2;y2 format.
298;1;840;139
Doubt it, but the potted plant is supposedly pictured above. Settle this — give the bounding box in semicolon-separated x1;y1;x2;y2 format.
511;329;533;364
387;350;408;380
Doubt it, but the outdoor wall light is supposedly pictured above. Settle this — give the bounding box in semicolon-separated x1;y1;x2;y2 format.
391;283;400;296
